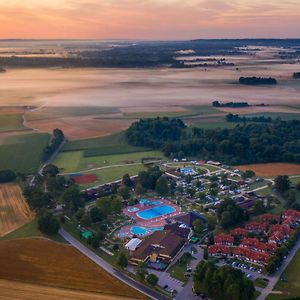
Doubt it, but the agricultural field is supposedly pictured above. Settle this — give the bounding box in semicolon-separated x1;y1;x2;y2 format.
54;150;166;173
0;279;135;300
266;250;300;300
0;114;27;132
0;133;50;173
0;238;145;299
0;183;34;237
236;163;300;177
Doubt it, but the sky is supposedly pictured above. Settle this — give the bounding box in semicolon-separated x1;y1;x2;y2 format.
0;0;299;39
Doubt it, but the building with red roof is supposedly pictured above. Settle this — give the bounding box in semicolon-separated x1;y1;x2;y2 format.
233;247;270;265
208;245;231;257
268;223;294;245
230;227;248;237
245;221;266;234
282;210;300;222
259;213;280;224
240;237;277;254
214;233;234;246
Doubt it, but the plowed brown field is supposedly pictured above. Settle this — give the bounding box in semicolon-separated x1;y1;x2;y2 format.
0;183;34;237
236;163;300;177
0;238;145;299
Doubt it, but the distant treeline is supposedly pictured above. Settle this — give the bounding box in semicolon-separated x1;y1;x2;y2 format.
294;72;300;79
239;77;277;85
42;129;64;161
126;117;300;165
226;113;273;123
212;101;249;108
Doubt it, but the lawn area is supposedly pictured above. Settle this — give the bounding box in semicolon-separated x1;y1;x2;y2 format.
0;133;50;173
268;249;300;299
26;106;120;120
78;164;146;188
55;150;166;173
254;277;269;288
0;218;67;244
168;252;195;282
0;114;26;132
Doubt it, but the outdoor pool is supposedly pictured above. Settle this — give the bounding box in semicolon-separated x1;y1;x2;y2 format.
128;207;139;212
131;226;164;236
136;205;176;220
139;199;162;206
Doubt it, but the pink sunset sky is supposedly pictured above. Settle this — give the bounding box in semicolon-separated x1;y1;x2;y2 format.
0;0;299;39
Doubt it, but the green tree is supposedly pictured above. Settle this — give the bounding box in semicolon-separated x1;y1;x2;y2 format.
122;173;133;187
135;183;145;195
274;175;290;194
89;207;103;223
119;185;130;200
193;219;203;234
80;213;92;227
155;175;169;196
136;262;148;281
42;164;59;177
117;251;128;269
242;170;255;179
38;212;60;235
111;197;122;213
62;186;84;212
146;273;158;286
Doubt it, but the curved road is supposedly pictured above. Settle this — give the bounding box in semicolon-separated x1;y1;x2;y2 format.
59;228;169;300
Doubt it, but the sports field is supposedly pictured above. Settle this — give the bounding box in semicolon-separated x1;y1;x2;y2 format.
0;183;34;237
0;238;145;299
0;133;50;173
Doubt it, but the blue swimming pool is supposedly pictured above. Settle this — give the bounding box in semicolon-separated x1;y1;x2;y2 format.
139;199;162;206
131;226;163;236
136;205;176;220
128;207;139;212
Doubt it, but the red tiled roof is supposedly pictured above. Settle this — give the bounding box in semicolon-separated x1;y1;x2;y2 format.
208;245;231;255
283;210;300;219
233;246;270;264
240;237;277;253
214;233;234;245
245;221;266;232
230;227;248;237
269;224;293;237
259;213;280;223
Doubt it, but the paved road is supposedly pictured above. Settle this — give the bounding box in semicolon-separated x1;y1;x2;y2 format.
257;240;300;300
59;228;169;300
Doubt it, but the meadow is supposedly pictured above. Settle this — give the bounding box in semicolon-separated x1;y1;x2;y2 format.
0;133;50;173
0;114;26;132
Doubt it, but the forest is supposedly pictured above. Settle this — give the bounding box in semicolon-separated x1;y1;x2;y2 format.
126;117;300;165
239;76;277;85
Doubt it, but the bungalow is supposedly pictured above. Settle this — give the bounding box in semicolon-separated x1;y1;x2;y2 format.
283;216;299;228
208;245;231;257
129;230;186;266
168;211;207;229
230;227;248;237
245;221;266;234
268;224;294;244
233;247;270;265
214;233;234;246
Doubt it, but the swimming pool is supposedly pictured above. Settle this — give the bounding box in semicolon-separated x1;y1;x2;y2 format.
128;207;139;212
139;199;162;206
131;226;164;236
136;205;176;220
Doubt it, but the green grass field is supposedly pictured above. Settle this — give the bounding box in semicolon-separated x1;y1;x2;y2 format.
54;150;166;173
0;133;50;173
78;164;147;188
266;249;300;300
26;106;120;120
0;114;26;132
168;253;195;282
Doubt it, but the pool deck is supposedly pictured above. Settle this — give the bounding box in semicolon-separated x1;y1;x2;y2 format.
118;199;181;238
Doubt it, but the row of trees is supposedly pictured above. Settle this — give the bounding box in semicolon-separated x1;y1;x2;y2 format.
126;118;300;165
239;76;277;85
193;261;255;300
226;113;272;124
0;170;16;183
212;101;250;108
42;129;65;161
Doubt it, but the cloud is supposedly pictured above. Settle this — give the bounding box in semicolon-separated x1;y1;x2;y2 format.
0;0;299;39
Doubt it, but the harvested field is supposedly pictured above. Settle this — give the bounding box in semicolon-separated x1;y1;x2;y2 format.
72;173;98;184
0;238;145;299
0;183;34;237
120;106;188;113
0;279;131;300
216;105;300;115
236;163;300;177
27;116;135;140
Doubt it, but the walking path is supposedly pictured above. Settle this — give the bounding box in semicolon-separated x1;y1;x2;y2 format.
59;228;169;300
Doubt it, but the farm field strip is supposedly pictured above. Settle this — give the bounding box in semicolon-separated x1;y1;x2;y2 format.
0;183;34;237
